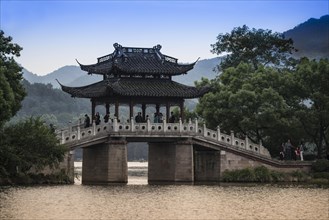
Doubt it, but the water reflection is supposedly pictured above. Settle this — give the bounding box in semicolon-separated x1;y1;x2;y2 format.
0;162;328;219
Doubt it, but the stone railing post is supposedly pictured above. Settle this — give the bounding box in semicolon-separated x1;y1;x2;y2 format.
69;121;72;133
130;117;134;132
77;126;81;140
61;130;65;144
147;118;151;132
163;118;167;132
230;130;234;145
195;118;198;134
92;120;96;135
114;117;118;132
245;136;249;150
217;126;221;141
188;118;192;125
179;117;183;132
203;123;207;137
259;140;262;154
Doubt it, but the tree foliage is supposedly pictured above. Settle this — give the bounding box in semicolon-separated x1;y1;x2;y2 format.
197;58;329;158
196;63;304;155
211;25;297;70
293;58;329;158
0;117;67;177
0;30;26;128
10;79;90;128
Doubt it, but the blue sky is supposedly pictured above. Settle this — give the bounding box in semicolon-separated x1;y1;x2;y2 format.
1;0;328;75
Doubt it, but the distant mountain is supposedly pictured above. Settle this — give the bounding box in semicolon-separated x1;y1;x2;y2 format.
284;15;329;59
22;15;329;88
22;65;89;88
174;57;221;85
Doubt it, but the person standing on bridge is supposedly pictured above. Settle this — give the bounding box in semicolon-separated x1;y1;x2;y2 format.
135;112;143;123
104;113;110;123
84;114;91;128
284;139;293;160
95;112;101;125
169;111;176;123
279;143;285;160
299;141;304;161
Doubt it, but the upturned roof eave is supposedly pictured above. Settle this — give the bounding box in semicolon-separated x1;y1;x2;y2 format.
58;78;209;99
76;58;197;76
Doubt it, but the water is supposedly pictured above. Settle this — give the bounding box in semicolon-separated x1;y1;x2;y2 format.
0;162;328;220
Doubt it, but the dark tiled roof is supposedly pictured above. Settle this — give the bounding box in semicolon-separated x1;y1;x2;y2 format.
78;43;196;76
60;78;209;99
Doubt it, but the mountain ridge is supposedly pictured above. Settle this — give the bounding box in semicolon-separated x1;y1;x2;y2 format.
284;14;329;59
22;15;328;86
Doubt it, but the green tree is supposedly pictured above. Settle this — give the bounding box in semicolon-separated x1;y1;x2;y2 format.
211;25;297;71
293;58;329;158
0;30;26;128
196;63;303;156
0;117;67;176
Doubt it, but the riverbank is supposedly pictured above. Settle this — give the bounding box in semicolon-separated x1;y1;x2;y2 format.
0;171;73;186
220;164;329;188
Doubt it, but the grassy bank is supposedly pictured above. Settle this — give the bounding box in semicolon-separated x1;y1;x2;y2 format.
0;169;73;186
221;161;329;187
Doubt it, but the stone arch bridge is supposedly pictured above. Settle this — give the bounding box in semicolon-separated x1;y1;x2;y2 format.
58;119;311;185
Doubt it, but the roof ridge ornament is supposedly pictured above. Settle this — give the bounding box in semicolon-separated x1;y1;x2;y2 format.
113;43;122;49
113;43;128;58
153;44;163;61
153;44;162;51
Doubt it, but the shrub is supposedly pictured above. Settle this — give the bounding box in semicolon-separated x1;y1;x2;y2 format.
303;154;317;161
291;170;308;182
270;170;285;182
254;166;271;182
237;168;255;182
312;159;329;172
308;178;329;187
313;172;329;180
221;168;255;182
221;170;238;182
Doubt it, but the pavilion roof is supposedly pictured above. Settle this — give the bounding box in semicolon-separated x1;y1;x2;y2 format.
77;43;197;76
59;78;209;99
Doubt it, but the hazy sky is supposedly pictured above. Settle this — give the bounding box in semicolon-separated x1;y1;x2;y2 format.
1;0;328;76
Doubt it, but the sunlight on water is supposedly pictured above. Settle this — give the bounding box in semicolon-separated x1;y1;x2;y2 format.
0;162;328;220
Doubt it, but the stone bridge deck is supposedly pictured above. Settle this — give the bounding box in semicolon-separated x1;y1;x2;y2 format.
57;119;312;184
58;118;269;156
57;119;311;168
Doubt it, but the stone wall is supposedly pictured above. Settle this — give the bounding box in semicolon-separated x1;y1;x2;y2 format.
220;150;312;175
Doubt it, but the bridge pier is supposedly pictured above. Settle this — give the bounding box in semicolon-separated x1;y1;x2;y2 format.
194;150;221;182
148;139;194;183
82;139;128;185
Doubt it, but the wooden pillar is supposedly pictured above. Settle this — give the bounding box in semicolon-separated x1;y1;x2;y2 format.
115;101;119;119
129;100;134;120
105;103;110;115
142;104;146;121
91;100;96;120
180;100;184;122
166;102;170;123
156;104;160;114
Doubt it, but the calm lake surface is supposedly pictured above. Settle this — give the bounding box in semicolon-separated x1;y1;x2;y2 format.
0;162;328;220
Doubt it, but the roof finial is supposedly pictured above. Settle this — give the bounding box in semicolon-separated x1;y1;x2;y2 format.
153;44;162;51
113;43;122;49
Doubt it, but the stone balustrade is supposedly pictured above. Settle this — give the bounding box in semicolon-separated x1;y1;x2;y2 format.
56;118;271;158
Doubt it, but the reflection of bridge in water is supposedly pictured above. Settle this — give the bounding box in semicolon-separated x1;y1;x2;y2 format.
58;118;312;185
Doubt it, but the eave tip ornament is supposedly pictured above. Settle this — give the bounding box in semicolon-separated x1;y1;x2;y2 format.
153;44;162;51
113;43;122;49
